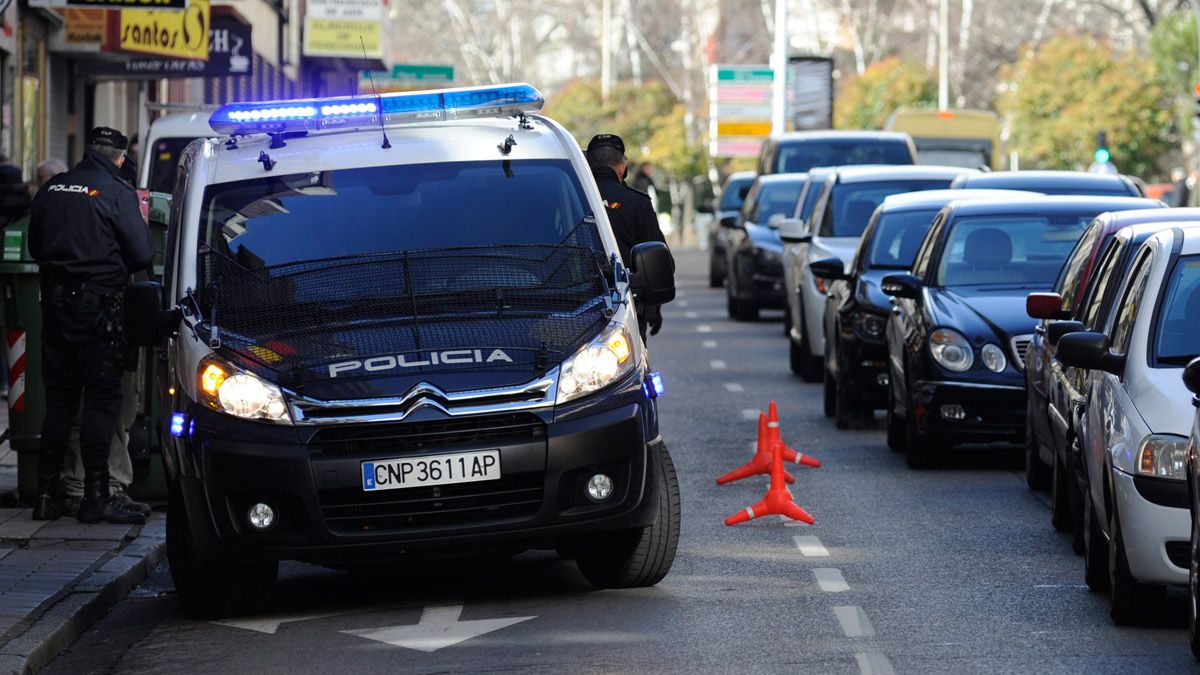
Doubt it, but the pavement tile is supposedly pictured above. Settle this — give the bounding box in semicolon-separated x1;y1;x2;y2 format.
33;520;135;542
0;516;47;541
0;510;25;527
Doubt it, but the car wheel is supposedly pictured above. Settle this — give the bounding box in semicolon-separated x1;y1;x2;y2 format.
904;399;939;469
1024;411;1050;491
1190;486;1200;660
834;370;861;430
709;254;724;288
789;338;807;377
886;377;905;453
1070;439;1086;555
1051;444;1073;533
783;303;792;337
823;369;836;419
796;309;822;383
574;442;680;589
1083;491;1109;592
168;488;277;619
1108;502;1166;624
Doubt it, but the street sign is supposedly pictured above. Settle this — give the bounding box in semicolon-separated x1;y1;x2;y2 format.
359;64;454;94
709;64;774;158
303;0;382;58
786;56;833;131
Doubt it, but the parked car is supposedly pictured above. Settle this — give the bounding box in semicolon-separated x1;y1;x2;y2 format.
781;167;837;336
778;165;975;381
813;189;1037;428
1182;357;1200;658
1057;225;1200;623
882;195;1160;468
756;131;916;176
709;171;757;287
725;174;806;321
1026;210;1193;544
950;170;1145;197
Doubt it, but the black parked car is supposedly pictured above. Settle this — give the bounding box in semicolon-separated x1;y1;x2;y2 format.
725;174;806;321
709;171;757;287
813;188;1036;429
951;170;1144;197
882;195;1160;468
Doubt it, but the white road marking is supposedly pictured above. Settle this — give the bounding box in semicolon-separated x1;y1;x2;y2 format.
343;604;536;653
855;652;896;675
833;606;875;637
814;568;849;592
684;311;699;319
724;382;745;393
710;360;727;370
677;300;690;307
740;409;760;421
697;324;713;333
793;535;829;557
212;610;352;634
702;340;718;349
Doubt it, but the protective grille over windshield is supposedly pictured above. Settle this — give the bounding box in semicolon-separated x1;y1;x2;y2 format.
197;240;612;382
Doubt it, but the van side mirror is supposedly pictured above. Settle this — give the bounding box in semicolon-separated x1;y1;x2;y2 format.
1026;292;1067;320
124;280;180;346
1056;331;1125;376
776;218;811;243
629;242;676;305
881;273;922;299
810;257;846;281
1047;320;1085;347
1183;357;1200;398
148;192;172;228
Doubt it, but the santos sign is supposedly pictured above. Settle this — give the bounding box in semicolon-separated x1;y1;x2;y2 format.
87;13;249;78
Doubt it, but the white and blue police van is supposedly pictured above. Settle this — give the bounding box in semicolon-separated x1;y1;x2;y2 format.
124;84;679;617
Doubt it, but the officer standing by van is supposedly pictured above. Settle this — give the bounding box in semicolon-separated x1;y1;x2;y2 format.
586;134;670;339
28;127;153;524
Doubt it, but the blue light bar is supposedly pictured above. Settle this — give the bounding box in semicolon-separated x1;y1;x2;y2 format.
209;83;545;135
170;413;187;438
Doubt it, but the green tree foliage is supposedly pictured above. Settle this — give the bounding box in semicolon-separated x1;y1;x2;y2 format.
1149;11;1197;138
833;57;937;130
998;34;1172;178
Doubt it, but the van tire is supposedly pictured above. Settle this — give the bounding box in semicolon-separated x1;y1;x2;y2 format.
575;443;680;589
168;488;277;619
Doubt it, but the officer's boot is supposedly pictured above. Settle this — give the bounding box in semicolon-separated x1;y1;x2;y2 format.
77;476;146;525
31;474;61;521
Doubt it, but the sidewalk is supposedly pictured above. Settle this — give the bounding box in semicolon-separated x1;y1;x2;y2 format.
0;408;165;675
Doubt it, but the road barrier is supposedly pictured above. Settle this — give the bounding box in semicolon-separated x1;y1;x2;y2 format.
720;401;820;525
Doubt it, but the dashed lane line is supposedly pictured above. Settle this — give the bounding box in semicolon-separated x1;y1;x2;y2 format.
709;360;727;370
833;606;875;637
740;409;760;421
676;300;690;307
697;325;713;333
855;652;896;675
813;568;849;592
684;311;699;319
702;340;718;349
724;383;745;393
793;535;829;557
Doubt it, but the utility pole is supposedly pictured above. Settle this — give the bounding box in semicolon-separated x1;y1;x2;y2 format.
771;0;788;134
602;0;613;103
938;0;949;110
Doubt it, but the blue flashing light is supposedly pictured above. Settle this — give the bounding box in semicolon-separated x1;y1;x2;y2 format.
209;83;545;135
170;413;187;438
645;371;665;399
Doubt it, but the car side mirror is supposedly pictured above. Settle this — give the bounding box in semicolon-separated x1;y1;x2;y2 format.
1026;292;1068;320
719;216;742;229
123;280;180;347
1047;320;1085;347
810;257;846;281
767;213;785;228
1056;331;1125;376
1183;357;1200;398
881;273;922;299
776;218;811;243
629;241;676;305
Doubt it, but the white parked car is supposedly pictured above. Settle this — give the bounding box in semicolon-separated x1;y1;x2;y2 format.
1057;224;1200;624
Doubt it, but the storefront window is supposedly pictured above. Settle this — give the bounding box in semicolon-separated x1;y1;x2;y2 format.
19;18;44;181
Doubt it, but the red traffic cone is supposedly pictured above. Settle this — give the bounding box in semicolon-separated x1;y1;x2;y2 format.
716;413;796;485
765;401;821;469
724;401;817;526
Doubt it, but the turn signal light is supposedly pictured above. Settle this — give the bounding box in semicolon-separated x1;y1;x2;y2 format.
201;363;228;395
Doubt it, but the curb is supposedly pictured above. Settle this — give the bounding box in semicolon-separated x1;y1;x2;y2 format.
0;519;166;675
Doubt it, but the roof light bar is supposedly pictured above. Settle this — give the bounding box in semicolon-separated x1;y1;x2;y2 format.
209;83;544;135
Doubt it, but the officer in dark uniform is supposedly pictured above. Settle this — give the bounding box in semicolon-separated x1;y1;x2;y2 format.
29;127;154;524
586;134;670;339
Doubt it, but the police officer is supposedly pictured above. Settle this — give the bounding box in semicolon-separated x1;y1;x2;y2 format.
586;134;670;339
29;127;153;524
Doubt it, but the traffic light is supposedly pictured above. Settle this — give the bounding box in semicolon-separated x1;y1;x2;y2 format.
1094;131;1110;164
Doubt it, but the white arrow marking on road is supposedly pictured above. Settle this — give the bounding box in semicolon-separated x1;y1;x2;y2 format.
342;605;536;653
814;568;849;592
793;535;829;557
211;610;351;634
702;340;718;349
724;382;744;393
855;651;896;675
833;606;874;637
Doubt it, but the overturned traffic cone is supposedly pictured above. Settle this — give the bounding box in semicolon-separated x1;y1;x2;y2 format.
724;401;818;526
716;406;820;486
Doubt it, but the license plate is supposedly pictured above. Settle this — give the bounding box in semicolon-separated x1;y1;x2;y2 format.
361;450;501;492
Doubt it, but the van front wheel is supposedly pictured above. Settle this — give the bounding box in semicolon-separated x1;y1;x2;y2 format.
574;443;681;589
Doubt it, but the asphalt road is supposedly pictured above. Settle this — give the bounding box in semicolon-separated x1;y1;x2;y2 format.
44;249;1197;674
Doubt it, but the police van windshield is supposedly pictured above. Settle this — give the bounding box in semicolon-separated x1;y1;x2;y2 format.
199;160;596;269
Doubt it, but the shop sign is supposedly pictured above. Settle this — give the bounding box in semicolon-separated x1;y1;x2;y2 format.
303;0;381;58
118;0;208;59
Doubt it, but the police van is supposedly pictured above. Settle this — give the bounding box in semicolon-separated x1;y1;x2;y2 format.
124;84;679;617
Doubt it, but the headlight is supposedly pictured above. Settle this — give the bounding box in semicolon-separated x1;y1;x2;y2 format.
981;343;1007;373
754;246;781;263
197;358;291;423
929;328;974;372
557;321;638;404
855;313;887;339
1136;434;1188;480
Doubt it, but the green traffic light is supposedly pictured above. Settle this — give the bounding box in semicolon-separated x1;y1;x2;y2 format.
1094;147;1111;164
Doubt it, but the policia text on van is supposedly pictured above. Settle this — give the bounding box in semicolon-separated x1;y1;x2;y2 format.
123;84;680;618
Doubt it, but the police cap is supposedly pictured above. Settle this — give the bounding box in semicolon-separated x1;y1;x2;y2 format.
587;134;625;155
86;127;129;150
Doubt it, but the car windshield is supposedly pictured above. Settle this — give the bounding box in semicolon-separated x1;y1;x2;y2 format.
1154;256;1200;365
751;182;803;223
867;208;940;269
822;179;950;237
146;136;198;193
936;214;1091;288
777;140;912;173
199;160;595;269
719;177;755;211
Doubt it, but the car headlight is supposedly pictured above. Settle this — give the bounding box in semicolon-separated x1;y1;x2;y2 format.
197;358;291;423
981;343;1007;373
855;312;887;339
929;328;974;372
1136;434;1188;480
557;321;639;404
